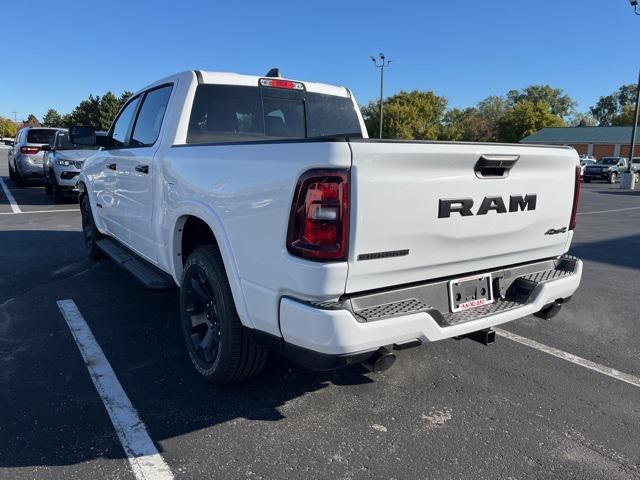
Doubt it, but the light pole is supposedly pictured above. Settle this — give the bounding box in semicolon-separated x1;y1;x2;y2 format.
626;70;640;172
370;53;391;139
622;1;640;188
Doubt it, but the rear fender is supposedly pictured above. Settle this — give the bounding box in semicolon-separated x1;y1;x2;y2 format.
169;202;253;329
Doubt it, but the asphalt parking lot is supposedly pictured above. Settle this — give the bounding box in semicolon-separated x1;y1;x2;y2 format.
1;148;639;480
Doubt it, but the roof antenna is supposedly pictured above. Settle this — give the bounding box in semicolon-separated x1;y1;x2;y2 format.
265;68;281;78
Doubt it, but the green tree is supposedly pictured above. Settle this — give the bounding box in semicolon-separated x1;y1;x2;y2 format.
590;84;637;126
68;94;102;128
569;112;598;127
0;117;18;138
497;100;564;142
475;95;509;141
60;113;74;128
507;85;576;119
119;91;133;107
439;107;480;141
99;92;122;130
23;114;41;128
42;109;62;127
361;90;447;139
611;104;640;126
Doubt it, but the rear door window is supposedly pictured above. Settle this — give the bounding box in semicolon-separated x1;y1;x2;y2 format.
131;85;173;147
187;85;264;144
27;129;56;144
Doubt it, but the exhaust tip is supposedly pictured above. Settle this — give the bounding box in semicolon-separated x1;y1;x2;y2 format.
363;348;396;374
534;301;562;320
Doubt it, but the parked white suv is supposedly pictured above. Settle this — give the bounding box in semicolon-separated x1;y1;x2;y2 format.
71;70;583;384
7;127;58;186
42;129;98;202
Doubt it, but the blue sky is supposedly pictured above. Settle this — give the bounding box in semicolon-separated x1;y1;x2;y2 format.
1;0;638;122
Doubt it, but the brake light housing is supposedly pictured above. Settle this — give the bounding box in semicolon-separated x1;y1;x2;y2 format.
21;146;40;155
569;165;581;230
287;169;349;261
259;78;305;91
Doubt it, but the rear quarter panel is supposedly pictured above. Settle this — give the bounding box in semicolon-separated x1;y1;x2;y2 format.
159;141;352;336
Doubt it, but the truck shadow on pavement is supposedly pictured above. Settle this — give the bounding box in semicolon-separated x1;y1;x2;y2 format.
570;234;640;271
594;189;640;197
0;229;375;469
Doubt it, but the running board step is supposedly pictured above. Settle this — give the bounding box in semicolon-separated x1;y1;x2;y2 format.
96;239;175;290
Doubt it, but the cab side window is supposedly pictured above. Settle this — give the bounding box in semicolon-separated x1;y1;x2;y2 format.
130;85;173;147
111;96;141;148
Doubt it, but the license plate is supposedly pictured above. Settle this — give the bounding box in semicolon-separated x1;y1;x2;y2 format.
448;273;494;312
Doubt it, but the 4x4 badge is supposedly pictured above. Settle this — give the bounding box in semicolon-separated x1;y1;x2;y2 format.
545;227;567;235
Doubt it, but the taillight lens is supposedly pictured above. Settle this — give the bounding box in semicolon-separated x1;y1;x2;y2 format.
21;146;40;155
287;169;349;261
569;165;581;230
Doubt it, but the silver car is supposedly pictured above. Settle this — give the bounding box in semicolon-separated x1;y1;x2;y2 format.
42;129;98;202
7;127;58;186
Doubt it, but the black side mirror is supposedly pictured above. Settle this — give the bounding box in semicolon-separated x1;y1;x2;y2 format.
41;144;51;151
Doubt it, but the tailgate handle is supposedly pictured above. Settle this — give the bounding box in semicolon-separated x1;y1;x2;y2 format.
475;155;519;179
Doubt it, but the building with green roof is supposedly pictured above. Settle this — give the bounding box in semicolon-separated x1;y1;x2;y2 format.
520;127;638;159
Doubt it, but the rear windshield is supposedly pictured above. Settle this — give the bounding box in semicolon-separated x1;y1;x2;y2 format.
27;129;56;144
186;84;362;144
56;131;97;150
598;158;618;165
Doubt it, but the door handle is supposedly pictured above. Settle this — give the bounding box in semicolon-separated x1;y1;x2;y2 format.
107;163;116;170
135;165;149;174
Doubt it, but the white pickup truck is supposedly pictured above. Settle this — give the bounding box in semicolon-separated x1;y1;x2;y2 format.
70;70;583;384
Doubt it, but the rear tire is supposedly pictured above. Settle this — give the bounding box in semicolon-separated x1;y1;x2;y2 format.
8;161;15;181
80;195;104;259
180;245;267;385
15;168;26;187
51;173;64;203
44;172;52;194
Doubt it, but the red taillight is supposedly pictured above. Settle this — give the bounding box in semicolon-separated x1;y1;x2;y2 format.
287;169;349;261
21;146;40;155
569;165;581;230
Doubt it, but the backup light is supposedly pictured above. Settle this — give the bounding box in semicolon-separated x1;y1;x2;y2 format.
259;78;305;90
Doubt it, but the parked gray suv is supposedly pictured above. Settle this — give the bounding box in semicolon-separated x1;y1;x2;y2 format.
42;130;98;202
7;127;58;186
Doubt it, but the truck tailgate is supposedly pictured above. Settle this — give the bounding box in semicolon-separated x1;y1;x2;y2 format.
346;140;578;294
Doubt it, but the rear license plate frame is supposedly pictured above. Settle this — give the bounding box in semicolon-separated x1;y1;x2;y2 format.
448;273;494;313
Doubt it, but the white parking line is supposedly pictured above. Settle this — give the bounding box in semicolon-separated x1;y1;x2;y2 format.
0;208;79;215
578;206;640;216
495;328;640;389
57;300;174;480
0;176;21;213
